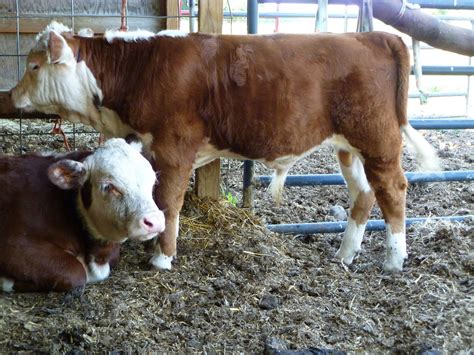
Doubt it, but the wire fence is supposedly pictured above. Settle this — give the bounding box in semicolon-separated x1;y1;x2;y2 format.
0;0;197;154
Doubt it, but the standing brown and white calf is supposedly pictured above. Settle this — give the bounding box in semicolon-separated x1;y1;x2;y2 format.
0;138;164;292
11;22;440;272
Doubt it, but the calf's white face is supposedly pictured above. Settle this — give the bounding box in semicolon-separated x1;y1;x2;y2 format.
48;138;165;242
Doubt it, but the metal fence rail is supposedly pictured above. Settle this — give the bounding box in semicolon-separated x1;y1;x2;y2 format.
267;215;472;234
257;0;474;10
257;170;474;187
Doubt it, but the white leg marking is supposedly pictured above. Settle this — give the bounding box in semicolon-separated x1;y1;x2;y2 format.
335;218;367;265
87;257;111;283
150;254;174;270
383;224;408;272
149;215;179;270
1;277;14;292
339;154;371;208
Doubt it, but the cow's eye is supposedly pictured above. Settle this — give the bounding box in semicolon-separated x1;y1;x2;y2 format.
31;64;40;71
101;183;122;197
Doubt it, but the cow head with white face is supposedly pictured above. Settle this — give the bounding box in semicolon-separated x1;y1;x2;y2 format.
11;21;102;124
48;138;165;242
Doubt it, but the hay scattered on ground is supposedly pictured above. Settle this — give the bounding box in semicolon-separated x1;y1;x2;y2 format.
0;123;472;352
0;193;472;352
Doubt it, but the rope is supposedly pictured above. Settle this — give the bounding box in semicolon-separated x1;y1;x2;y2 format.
393;0;407;24
51;118;71;151
120;0;128;31
390;0;421;26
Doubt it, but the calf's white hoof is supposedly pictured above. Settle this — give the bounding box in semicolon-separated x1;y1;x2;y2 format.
149;254;173;270
383;257;406;272
335;248;358;265
1;277;14;292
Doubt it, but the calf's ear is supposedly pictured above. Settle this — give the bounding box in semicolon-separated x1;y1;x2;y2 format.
48;159;88;190
124;134;143;153
48;30;74;64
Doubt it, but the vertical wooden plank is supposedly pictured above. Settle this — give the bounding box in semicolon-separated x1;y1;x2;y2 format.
198;0;223;33
194;159;222;198
194;0;223;199
166;0;180;30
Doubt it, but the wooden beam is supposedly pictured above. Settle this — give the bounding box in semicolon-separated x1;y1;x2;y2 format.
166;0;180;30
0;17;165;34
194;0;223;200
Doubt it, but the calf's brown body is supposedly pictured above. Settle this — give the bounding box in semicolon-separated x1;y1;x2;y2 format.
0;152;119;292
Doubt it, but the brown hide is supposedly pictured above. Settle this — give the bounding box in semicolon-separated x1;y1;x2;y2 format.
0;152;120;292
75;31;410;261
78;32;408;160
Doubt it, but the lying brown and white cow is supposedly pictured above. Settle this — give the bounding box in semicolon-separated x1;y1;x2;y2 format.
0;138;164;292
11;22;440;272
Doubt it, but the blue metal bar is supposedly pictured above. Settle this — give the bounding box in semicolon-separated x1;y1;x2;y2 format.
405;170;474;183
243;0;259;209
410;118;474;129
409;0;474;9
259;174;344;186
267;215;472;234
223;11;474;22
257;0;474;9
413;66;474;76
247;0;259;34
257;170;474;187
409;91;467;98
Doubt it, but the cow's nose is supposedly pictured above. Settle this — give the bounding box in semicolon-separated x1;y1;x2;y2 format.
141;212;165;234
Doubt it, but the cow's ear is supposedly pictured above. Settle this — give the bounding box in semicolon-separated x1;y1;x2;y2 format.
48;30;73;64
48;159;88;190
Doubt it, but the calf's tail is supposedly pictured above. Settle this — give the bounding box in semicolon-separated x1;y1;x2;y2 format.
387;34;441;171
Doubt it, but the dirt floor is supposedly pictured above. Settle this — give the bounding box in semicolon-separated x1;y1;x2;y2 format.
0;121;473;353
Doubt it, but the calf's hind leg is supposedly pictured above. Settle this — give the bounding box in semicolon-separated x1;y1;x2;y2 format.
364;159;408;272
335;150;375;265
2;241;87;292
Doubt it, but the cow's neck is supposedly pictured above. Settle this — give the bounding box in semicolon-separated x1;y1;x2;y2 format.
75;191;127;244
79;37;154;122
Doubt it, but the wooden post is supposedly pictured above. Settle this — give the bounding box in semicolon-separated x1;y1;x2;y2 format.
198;0;223;33
166;0;180;30
194;0;223;199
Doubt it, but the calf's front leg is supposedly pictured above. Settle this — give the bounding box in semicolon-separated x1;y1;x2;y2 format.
149;163;194;270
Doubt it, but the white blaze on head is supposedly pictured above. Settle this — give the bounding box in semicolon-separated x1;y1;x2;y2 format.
48;138;165;243
10;21;102;119
383;224;407;272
